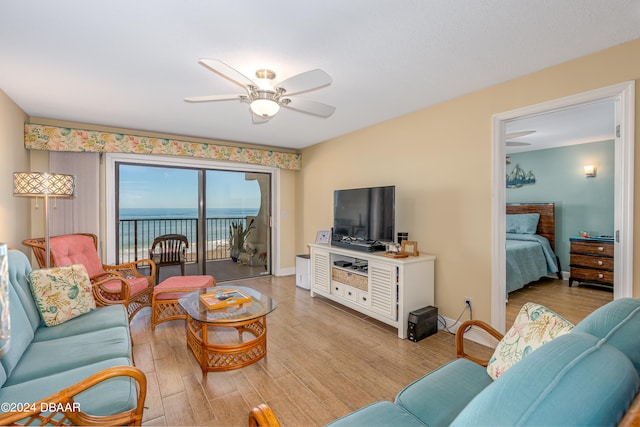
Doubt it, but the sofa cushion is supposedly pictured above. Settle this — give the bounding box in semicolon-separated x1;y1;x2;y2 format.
325;401;426;427
573;297;640;375
33;304;128;342
395;358;492;426
4;326;131;386
0;357;137;418
452;332;639;426
487;302;574;379
29;264;96;326
1;279;35;379
7;250;40;331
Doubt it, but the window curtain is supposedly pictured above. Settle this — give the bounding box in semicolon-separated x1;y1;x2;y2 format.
49;152;100;237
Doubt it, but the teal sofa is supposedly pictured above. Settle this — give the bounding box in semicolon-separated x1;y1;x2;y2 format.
250;298;640;426
0;249;146;425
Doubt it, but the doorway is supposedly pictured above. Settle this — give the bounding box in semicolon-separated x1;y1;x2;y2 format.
491;81;635;332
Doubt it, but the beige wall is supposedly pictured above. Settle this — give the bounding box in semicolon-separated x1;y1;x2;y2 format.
0;89;30;251
299;37;640;323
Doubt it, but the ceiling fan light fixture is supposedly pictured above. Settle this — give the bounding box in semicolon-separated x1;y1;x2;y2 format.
250;98;280;117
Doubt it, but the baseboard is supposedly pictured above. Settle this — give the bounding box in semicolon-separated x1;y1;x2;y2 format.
439;315;499;349
276;267;295;277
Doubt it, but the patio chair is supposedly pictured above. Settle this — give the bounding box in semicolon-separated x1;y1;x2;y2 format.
22;233;156;323
149;233;189;285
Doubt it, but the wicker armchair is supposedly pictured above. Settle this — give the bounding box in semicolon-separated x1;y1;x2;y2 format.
0;366;147;426
22;233;155;323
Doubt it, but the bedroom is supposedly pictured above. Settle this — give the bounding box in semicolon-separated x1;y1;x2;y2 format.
504;103;615;312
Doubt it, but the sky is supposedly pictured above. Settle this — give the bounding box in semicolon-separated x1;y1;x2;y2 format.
119;164;262;210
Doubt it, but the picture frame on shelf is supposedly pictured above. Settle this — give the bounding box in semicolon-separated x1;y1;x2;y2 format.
316;230;331;244
401;240;419;256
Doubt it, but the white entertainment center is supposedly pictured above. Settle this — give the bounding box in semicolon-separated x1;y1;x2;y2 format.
309;243;435;339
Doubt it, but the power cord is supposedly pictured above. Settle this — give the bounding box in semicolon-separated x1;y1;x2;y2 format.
438;301;473;335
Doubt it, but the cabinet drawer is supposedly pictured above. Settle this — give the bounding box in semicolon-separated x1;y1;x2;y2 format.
570;267;614;284
331;281;344;296
571;241;614;257
570;254;614;270
343;285;358;302
357;290;370;307
332;267;368;291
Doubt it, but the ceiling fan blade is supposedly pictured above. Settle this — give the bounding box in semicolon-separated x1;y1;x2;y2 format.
276;69;332;95
506;141;531;147
198;59;254;88
284;98;336;117
184;94;244;103
505;130;536;139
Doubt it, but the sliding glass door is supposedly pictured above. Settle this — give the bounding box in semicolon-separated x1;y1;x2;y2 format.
116;162;271;282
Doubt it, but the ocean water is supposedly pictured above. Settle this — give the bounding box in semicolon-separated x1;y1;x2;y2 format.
118;207;260;258
120;207;259;220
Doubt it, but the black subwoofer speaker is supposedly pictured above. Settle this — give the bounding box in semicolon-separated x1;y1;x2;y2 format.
408;306;438;342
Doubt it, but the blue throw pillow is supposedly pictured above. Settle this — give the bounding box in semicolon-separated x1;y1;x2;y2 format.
506;213;540;234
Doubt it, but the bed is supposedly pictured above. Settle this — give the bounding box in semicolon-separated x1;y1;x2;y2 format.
506;203;561;294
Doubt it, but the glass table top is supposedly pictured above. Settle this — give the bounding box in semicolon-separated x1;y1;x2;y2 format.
178;285;277;324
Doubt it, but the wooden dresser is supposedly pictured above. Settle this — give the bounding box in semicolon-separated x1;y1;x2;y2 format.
569;236;614;288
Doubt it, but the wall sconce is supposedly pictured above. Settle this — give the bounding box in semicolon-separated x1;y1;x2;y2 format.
584;165;596;178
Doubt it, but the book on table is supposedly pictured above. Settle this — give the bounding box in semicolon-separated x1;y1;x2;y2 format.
199;289;252;309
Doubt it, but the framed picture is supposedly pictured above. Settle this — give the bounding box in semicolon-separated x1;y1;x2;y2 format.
316;230;331;244
401;240;419;256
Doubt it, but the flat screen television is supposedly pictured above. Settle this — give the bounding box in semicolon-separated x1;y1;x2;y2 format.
333;185;395;244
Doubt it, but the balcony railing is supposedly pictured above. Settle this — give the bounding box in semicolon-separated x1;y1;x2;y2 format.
118;217;248;264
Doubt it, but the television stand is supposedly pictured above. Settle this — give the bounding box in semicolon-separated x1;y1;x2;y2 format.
309;243;435;339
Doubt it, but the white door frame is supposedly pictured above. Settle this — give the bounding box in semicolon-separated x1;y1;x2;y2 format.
491;81;635;332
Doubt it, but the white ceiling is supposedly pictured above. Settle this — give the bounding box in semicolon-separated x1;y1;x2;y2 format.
505;100;616;154
1;1;639;150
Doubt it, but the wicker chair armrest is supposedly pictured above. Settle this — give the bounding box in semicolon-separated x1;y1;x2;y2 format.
0;365;147;426
91;276;131;307
103;259;156;286
456;319;504;367
248;404;281;427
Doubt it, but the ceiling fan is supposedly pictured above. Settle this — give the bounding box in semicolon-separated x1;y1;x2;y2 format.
185;59;336;122
506;130;536;147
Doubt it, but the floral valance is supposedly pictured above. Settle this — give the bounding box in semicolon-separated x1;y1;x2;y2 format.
24;124;301;170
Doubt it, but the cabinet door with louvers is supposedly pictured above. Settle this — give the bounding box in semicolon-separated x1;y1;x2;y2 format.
311;248;331;293
368;262;397;320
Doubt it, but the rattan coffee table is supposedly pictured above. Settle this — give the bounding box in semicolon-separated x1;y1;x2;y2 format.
178;285;277;376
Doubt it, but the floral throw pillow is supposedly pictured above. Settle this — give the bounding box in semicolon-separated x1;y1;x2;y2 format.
487;302;574;380
29;264;96;327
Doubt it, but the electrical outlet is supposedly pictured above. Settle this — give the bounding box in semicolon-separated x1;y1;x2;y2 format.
464;297;473;310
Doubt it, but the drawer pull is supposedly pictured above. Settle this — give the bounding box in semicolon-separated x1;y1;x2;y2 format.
598;274;604;279
597;260;604;266
598;246;604;252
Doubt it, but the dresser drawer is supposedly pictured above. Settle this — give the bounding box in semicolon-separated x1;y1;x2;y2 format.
570;267;614;285
570;254;614;270
570;241;614;257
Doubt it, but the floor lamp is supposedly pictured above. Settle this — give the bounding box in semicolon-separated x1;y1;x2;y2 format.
13;172;76;268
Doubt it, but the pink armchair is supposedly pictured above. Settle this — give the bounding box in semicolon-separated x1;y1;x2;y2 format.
23;233;156;323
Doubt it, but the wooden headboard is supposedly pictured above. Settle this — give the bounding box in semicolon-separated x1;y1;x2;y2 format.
506;203;556;250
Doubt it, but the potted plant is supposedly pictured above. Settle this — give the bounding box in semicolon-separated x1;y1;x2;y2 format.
229;219;255;262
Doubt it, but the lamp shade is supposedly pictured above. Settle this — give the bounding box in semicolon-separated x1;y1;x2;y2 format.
13;172;75;197
250;99;280;117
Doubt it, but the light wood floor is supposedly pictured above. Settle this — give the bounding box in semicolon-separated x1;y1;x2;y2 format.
131;275;612;426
